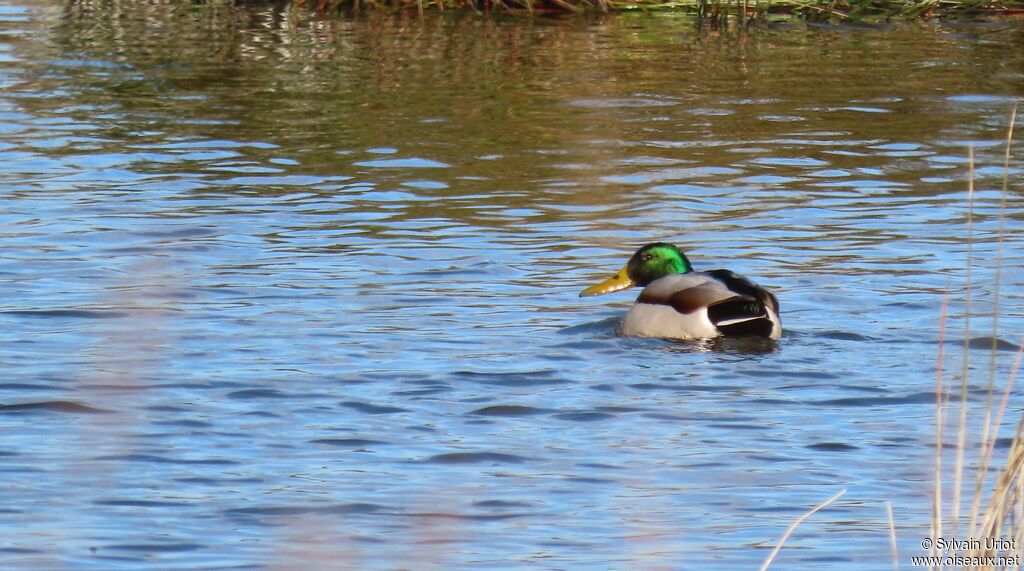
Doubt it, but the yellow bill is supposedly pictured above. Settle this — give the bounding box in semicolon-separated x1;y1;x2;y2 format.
580;265;635;297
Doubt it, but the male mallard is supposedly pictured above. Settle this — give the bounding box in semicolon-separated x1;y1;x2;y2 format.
580;243;781;340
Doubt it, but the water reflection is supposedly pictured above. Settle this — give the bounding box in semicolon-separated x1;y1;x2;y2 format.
1;1;1023;568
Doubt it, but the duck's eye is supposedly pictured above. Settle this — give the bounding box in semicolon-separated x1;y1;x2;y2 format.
641;253;653;261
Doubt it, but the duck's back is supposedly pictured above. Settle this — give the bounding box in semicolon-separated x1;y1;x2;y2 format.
618;271;781;340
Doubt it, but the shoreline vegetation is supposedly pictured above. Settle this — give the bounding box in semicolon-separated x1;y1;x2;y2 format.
282;0;1024;22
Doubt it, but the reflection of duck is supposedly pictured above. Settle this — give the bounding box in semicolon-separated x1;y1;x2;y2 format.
580;243;781;340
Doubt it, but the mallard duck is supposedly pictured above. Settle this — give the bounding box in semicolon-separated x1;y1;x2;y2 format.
580;242;781;340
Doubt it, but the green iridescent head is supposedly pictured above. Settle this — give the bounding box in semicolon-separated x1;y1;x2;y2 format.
580;243;693;296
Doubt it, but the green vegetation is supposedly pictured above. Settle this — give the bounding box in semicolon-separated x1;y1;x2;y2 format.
296;0;1024;22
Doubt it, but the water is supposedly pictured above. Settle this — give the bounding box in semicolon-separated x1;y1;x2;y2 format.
2;2;1024;568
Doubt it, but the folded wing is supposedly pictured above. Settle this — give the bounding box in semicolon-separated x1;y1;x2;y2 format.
635;271;780;338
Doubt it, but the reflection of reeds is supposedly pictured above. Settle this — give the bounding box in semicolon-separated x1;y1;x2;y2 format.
269;490;467;570
932;104;1023;570
296;0;1024;21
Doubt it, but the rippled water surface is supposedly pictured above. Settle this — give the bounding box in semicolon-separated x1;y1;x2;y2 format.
3;2;1024;568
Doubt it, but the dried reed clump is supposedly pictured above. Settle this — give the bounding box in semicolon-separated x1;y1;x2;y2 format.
931;104;1023;571
762;105;1022;571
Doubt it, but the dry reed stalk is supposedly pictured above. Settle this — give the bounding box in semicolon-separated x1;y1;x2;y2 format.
969;103;1019;538
545;0;585;11
887;501;899;569
956;104;1021;570
968;419;1024;562
933;286;950;560
758;488;846;571
931;105;1021;571
952;143;976;534
971;342;1024;536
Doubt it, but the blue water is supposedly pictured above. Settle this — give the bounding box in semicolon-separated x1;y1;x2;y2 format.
2;2;1024;568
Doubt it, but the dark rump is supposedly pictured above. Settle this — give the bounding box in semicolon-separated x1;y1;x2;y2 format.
704;269;779;337
707;300;774;337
